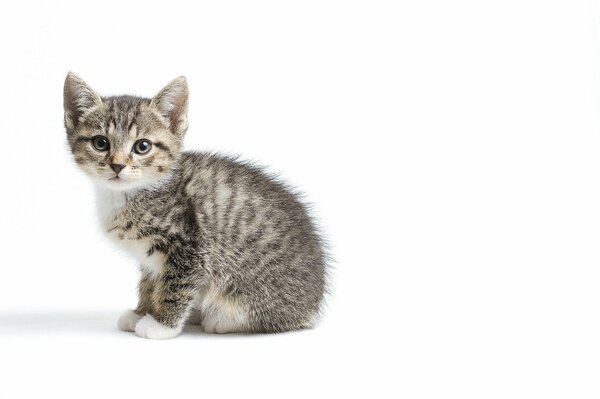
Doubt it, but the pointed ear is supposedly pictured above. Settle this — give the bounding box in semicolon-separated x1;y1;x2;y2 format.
63;72;102;130
151;76;189;136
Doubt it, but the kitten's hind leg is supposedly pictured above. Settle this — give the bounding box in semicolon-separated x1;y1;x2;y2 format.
187;309;203;325
200;291;249;334
202;313;245;334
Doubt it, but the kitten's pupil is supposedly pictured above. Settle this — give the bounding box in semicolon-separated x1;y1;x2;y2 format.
92;136;109;151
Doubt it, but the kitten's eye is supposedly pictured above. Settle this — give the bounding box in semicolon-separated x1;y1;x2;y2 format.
91;136;110;152
133;139;152;155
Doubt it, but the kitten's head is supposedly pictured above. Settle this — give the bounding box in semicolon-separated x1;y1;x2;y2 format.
63;73;188;192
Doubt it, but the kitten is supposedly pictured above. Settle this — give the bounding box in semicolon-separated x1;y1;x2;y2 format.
63;73;328;339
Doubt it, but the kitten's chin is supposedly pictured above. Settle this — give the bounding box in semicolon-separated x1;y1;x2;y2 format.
93;176;152;192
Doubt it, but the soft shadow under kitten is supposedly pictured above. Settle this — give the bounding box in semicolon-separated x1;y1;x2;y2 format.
63;73;327;339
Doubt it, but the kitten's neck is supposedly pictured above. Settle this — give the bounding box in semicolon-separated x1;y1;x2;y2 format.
94;187;131;226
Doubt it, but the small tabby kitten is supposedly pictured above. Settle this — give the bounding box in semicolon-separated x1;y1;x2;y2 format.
63;73;327;339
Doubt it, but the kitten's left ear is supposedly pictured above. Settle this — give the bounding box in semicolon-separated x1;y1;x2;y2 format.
151;76;189;136
63;72;103;130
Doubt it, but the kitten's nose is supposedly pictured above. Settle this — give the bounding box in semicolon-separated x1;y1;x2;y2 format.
110;163;126;175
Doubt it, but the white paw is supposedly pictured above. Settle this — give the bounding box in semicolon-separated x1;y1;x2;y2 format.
117;309;142;332
202;315;239;334
134;314;181;339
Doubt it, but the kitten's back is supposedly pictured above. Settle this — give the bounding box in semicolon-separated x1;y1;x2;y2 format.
179;152;328;331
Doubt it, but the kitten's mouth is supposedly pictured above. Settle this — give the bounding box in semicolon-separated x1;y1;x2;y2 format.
109;176;124;182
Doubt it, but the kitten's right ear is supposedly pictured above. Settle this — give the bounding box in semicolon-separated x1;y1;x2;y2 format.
151;76;189;136
63;72;102;130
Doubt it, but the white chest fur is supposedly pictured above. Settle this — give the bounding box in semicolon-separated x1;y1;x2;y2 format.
95;187;165;279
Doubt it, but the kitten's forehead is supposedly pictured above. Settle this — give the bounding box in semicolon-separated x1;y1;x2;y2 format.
82;95;167;143
104;95;147;133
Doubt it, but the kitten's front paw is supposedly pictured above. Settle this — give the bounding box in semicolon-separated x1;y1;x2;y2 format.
134;314;181;340
117;309;142;332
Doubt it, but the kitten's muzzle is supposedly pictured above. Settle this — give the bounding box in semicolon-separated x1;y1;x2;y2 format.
110;163;126;175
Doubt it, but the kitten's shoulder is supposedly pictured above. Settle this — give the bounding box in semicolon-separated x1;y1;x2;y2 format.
178;151;274;182
177;150;296;198
179;150;234;170
179;151;251;170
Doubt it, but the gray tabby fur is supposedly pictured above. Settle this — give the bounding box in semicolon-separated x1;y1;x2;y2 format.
63;72;328;339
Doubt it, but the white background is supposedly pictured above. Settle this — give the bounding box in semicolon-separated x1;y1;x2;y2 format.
0;0;598;398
